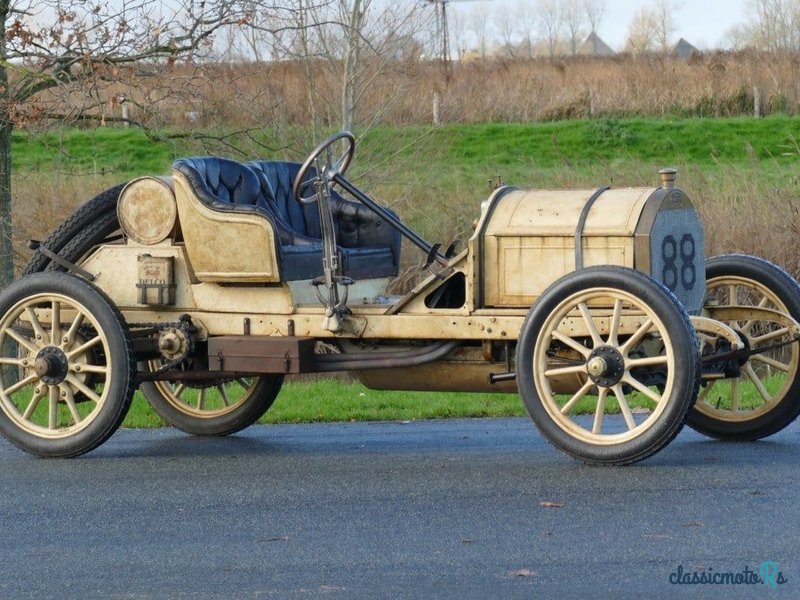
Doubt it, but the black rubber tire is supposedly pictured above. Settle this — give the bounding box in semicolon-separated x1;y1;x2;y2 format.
140;374;284;436
23;184;125;276
516;266;700;466
688;254;800;440
0;273;136;457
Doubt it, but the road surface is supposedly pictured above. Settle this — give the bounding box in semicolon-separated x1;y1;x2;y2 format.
0;417;798;598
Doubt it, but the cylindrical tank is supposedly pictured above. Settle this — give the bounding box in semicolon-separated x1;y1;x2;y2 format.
476;182;705;314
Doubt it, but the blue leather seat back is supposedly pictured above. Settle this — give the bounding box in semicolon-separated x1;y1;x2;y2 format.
174;157;262;211
247;160;322;239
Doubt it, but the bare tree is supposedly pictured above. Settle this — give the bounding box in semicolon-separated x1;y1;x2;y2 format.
583;0;606;34
341;0;368;131
625;6;658;55
295;0;425;133
536;0;562;57
563;0;586;55
727;0;800;51
0;0;264;285
218;0;307;62
449;4;470;60
514;0;537;58
652;0;679;51
495;1;517;57
469;4;491;59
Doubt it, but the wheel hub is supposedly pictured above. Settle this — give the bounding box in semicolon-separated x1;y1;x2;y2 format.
586;346;625;387
34;346;69;385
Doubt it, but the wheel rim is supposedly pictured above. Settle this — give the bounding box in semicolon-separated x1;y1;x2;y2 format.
148;362;261;419
532;287;675;445
696;276;799;422
0;293;112;438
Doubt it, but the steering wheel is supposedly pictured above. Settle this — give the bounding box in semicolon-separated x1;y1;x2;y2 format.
293;131;356;204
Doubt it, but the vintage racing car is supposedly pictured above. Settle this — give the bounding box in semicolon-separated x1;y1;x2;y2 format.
2;131;800;464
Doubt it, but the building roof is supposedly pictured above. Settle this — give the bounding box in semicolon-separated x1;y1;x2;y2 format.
578;32;615;57
673;38;699;58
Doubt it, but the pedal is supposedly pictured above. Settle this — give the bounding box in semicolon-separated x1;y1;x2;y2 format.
311;275;355;288
445;241;460;258
423;243;442;270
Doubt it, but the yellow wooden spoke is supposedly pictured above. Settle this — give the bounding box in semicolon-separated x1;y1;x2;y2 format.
559;380;594;415
592;387;608;434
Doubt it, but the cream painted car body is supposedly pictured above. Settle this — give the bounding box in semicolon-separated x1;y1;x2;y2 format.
82;167;711;393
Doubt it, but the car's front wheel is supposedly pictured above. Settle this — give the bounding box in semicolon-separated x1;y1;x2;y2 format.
516;267;700;465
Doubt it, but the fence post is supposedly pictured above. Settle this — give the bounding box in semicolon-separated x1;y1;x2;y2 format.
119;94;130;127
754;85;762;117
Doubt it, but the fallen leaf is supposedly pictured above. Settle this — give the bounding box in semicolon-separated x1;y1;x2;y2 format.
540;501;563;508
462;538;475;544
512;569;536;577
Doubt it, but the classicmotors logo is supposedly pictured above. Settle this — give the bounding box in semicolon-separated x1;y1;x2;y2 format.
669;561;788;589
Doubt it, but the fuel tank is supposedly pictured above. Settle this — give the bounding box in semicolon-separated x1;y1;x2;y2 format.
475;172;705;314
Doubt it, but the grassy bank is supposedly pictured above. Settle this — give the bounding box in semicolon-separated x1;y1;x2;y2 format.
13;115;800;177
14;116;800;273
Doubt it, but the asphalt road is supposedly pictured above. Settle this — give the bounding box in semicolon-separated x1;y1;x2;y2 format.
0;417;798;599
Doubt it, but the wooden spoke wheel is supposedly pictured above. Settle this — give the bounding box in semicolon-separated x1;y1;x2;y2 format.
688;255;800;440
516;267;700;465
140;362;283;436
0;273;135;457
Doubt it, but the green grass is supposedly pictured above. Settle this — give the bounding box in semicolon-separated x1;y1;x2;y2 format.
698;374;788;411
27;372;785;430
121;379;526;428
441;117;800;168
13;115;800;180
11;128;182;178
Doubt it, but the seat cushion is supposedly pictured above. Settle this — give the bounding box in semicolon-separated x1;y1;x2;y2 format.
281;244;397;281
343;246;398;279
248;160;402;270
247;161;321;239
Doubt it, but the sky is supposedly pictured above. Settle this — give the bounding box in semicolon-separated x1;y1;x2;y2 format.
453;0;751;51
598;0;749;49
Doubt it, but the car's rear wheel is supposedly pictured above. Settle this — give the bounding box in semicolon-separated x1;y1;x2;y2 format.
0;273;135;457
516;267;700;465
688;255;800;440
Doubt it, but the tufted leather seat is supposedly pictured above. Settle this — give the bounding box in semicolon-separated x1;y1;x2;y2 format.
173;157;401;281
